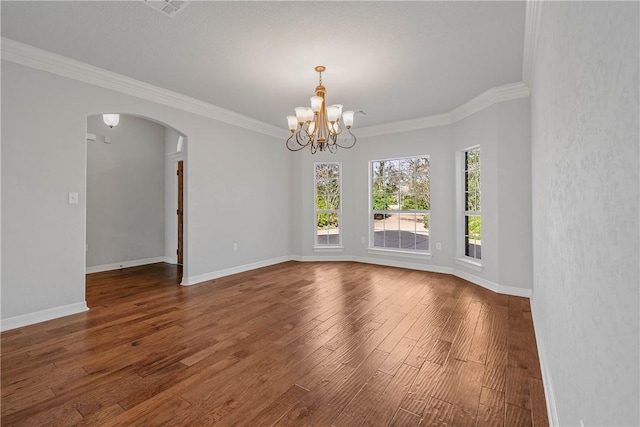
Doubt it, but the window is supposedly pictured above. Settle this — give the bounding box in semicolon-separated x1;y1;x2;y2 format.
370;156;430;252
464;147;481;260
314;162;341;246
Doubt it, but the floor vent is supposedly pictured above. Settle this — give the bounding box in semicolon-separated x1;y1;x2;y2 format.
142;0;190;18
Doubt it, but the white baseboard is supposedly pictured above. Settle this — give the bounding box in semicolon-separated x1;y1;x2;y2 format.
452;268;533;298
290;254;530;298
86;256;168;274
181;255;291;286
354;255;453;275
530;295;559;426
1;301;89;332
291;254;452;274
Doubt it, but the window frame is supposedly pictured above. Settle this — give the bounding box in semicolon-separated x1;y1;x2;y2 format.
313;162;343;249
368;155;431;257
455;146;482;270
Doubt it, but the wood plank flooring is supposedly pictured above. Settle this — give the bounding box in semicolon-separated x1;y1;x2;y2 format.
1;261;548;426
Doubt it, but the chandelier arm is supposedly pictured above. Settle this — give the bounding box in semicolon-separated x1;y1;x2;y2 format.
295;128;311;146
335;129;357;149
328;142;337;154
286;132;308;151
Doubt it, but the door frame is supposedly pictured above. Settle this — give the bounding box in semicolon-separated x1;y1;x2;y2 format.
167;151;185;266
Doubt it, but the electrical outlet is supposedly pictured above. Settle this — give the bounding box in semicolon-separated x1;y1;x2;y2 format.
68;192;79;204
233;243;238;251
436;242;442;250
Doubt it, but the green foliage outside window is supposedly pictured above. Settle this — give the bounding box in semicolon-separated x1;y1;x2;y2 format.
372;157;430;213
316;164;340;230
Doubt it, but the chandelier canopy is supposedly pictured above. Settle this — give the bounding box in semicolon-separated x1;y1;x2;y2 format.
286;66;356;154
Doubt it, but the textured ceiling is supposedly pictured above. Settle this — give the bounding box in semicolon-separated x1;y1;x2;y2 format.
1;1;525;129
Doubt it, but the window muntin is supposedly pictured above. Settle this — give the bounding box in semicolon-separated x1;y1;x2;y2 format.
464;148;481;260
315;162;341;246
371;156;430;252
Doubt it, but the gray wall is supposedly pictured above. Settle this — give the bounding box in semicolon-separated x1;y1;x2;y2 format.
86;115;165;268
290;97;532;293
451;98;532;290
530;2;639;426
1;60;289;320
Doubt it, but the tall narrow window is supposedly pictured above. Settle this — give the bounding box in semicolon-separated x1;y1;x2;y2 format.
370;156;430;252
464;148;481;260
315;163;341;246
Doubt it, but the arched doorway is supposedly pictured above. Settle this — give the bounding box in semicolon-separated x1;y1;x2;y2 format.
85;113;187;300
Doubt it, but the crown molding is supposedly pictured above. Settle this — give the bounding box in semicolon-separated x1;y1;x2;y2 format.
1;37;286;139
1;37;530;140
357;81;530;138
450;81;530;122
355;113;453;138
522;0;542;89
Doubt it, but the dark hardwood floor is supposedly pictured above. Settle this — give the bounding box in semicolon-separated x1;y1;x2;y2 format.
1;261;548;426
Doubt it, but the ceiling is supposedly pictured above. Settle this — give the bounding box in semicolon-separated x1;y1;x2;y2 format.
1;1;525;130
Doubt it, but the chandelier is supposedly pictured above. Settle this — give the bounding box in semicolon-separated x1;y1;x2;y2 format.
286;66;356;153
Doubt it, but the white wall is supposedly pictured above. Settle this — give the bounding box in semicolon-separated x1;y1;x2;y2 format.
352;125;455;267
530;2;639;426
290;97;532;294
452;98;533;290
86;115;165;268
1;60;290;322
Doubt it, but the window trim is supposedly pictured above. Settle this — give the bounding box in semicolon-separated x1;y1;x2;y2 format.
313;161;343;249
368;155;431;255
457;145;482;265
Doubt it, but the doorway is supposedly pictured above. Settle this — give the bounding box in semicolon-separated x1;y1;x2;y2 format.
85;113;187;288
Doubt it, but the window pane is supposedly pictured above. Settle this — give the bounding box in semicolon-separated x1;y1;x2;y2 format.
385;160;400;188
373;192;389;211
325;179;340;209
398;213;417;249
316;213;340;246
373;213;385;247
384;214;401;249
386;193;400;210
416;214;429;250
315;163;328;180
465;214;482;259
315;181;326;209
327;164;340;179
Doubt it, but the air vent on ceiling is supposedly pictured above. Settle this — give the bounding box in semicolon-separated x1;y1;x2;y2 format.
142;0;190;18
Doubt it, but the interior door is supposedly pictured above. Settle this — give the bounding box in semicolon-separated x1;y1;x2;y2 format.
177;160;184;265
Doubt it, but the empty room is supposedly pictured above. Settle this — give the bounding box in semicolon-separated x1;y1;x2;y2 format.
1;1;638;426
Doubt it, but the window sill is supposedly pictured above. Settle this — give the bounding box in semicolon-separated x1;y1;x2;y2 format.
454;257;483;272
313;246;344;253
367;248;432;260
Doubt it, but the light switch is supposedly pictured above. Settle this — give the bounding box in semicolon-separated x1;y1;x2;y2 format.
69;192;79;204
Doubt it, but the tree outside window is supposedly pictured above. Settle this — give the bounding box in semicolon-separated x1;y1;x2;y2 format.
315;163;341;246
371;156;430;251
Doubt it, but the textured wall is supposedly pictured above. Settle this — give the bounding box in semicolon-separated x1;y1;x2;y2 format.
530;2;639;426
